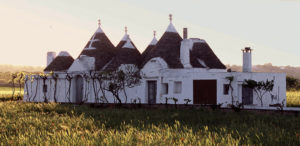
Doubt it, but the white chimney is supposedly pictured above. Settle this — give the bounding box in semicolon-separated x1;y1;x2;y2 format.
242;47;252;72
47;52;56;66
180;28;193;68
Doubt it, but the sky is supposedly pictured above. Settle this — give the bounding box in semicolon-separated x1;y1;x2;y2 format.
0;0;300;67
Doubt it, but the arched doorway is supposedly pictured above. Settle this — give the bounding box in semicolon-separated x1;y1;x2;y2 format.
75;75;83;103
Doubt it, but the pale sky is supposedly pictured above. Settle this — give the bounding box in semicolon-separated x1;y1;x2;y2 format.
0;0;300;67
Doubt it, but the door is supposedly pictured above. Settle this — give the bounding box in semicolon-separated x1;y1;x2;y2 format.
147;81;157;104
193;80;217;104
75;75;83;103
242;85;253;105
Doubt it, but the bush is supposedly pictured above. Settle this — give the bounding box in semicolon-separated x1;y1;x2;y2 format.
286;76;300;91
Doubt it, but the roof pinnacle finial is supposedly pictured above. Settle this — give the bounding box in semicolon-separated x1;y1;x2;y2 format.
125;26;128;34
169;14;172;23
98;19;101;27
153;30;156;37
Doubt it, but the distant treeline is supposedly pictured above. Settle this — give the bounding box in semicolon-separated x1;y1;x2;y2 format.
227;63;300;79
0;64;43;86
0;64;43;73
228;63;300;90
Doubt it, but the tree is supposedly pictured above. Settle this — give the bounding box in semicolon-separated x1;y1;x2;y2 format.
83;73;91;103
24;73;31;99
50;72;59;102
103;65;141;104
10;73;17;99
16;72;25;100
286;76;299;90
90;71;100;103
65;73;73;103
243;79;274;106
30;75;39;101
102;70;123;104
89;71;109;103
225;76;234;105
95;71;109;103
119;65;141;103
40;73;48;103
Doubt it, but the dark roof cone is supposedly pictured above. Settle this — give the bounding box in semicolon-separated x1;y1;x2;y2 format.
104;37;142;70
44;51;74;72
141;14;183;68
190;39;226;69
115;26;137;52
78;19;115;70
141;31;158;60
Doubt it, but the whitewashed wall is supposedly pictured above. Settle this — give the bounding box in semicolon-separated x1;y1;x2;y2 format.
156;70;286;107
24;66;286;107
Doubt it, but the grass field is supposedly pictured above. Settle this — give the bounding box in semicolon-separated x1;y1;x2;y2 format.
287;91;300;107
0;87;300;144
0;87;23;101
0;87;23;96
0;101;300;145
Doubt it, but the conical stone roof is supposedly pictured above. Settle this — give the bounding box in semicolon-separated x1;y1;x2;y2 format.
115;27;137;52
141;31;158;61
190;39;226;69
44;51;74;72
78;21;115;70
104;38;142;70
141;22;183;68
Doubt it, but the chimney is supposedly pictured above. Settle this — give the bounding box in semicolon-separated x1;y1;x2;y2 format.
183;28;188;39
180;40;193;68
47;52;56;66
242;47;252;72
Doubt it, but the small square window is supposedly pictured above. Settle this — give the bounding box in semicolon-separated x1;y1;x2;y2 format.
174;81;182;94
161;83;168;94
223;84;229;95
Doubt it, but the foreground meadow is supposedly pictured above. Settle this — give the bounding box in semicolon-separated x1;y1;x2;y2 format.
0;101;300;145
287;91;300;107
0;87;23;97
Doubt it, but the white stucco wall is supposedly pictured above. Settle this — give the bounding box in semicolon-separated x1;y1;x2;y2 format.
24;65;286;108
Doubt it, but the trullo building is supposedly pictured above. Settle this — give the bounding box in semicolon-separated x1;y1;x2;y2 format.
24;15;286;107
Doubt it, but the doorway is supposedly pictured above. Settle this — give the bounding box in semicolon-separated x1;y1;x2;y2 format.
193;80;217;104
147;81;157;104
75;75;83;103
242;85;253;105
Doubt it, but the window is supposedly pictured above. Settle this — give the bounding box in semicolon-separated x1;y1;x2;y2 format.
223;84;229;95
161;83;168;94
174;81;182;94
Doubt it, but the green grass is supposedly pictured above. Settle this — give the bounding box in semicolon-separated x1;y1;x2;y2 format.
0;86;23;96
287;91;300;107
0;101;300;145
0;87;23;101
